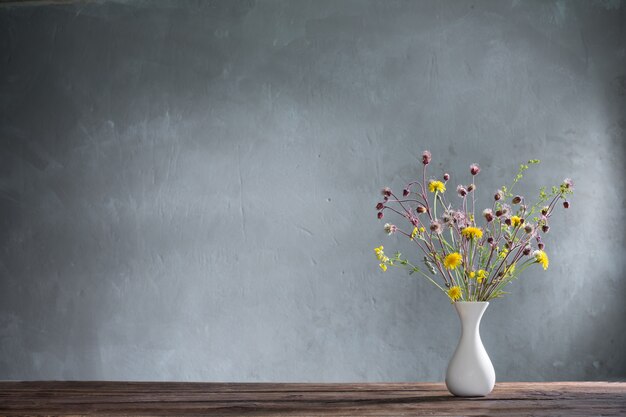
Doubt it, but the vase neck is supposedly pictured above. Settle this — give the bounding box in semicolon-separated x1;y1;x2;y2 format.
454;302;488;336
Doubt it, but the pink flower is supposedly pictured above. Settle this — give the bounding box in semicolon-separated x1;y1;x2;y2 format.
422;150;432;165
430;220;442;234
563;178;574;189
443;173;450;181
381;187;392;197
384;223;397;235
470;163;480;176
457;185;467;197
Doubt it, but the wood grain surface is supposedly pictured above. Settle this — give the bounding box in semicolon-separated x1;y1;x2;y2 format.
0;381;625;416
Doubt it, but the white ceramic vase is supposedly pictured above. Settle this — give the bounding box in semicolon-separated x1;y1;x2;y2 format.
445;301;495;397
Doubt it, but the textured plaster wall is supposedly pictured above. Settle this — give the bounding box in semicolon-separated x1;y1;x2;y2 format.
0;0;625;381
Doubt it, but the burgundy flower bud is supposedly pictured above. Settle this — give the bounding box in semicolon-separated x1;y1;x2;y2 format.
524;224;533;234
470;163;480;176
505;218;512;226
519;218;525;224
495;210;503;217
422;150;432;165
512;195;522;204
416;205;427;214
403;188;410;197
536;235;542;242
377;212;384;219
443;173;450;181
541;224;550;233
383;196;388;202
467;183;475;192
376;202;384;210
483;209;494;223
457;185;467;197
523;245;532;255
538;242;545;250
541;207;549;215
381;187;392;197
410;217;419;227
487;237;494;244
563;201;570;209
495;190;503;201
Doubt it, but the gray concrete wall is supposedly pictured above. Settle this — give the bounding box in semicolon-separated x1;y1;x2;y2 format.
0;0;624;381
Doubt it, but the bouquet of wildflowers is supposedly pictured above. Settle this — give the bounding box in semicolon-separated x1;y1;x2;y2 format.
374;151;573;302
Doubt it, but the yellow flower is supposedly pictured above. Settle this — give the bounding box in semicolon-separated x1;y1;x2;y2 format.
379;263;387;272
469;271;476;279
505;263;516;277
499;247;509;259
443;252;462;270
419;227;425;233
411;227;418;240
428;180;446;193
461;226;483;240
476;269;487;283
534;250;549;270
447;286;462;301
374;246;385;261
511;215;522;227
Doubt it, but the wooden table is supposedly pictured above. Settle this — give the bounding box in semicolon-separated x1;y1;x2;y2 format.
0;381;625;416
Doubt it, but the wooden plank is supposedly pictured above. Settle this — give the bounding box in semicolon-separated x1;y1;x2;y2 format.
0;381;624;416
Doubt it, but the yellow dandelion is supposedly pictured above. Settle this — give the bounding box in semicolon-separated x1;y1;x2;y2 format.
476;269;487;283
534;250;549;270
447;286;462;301
443;252;462;270
461;226;483;240
411;227;418;240
511;215;522;227
469;271;476;279
428;180;446;193
379;263;387;272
